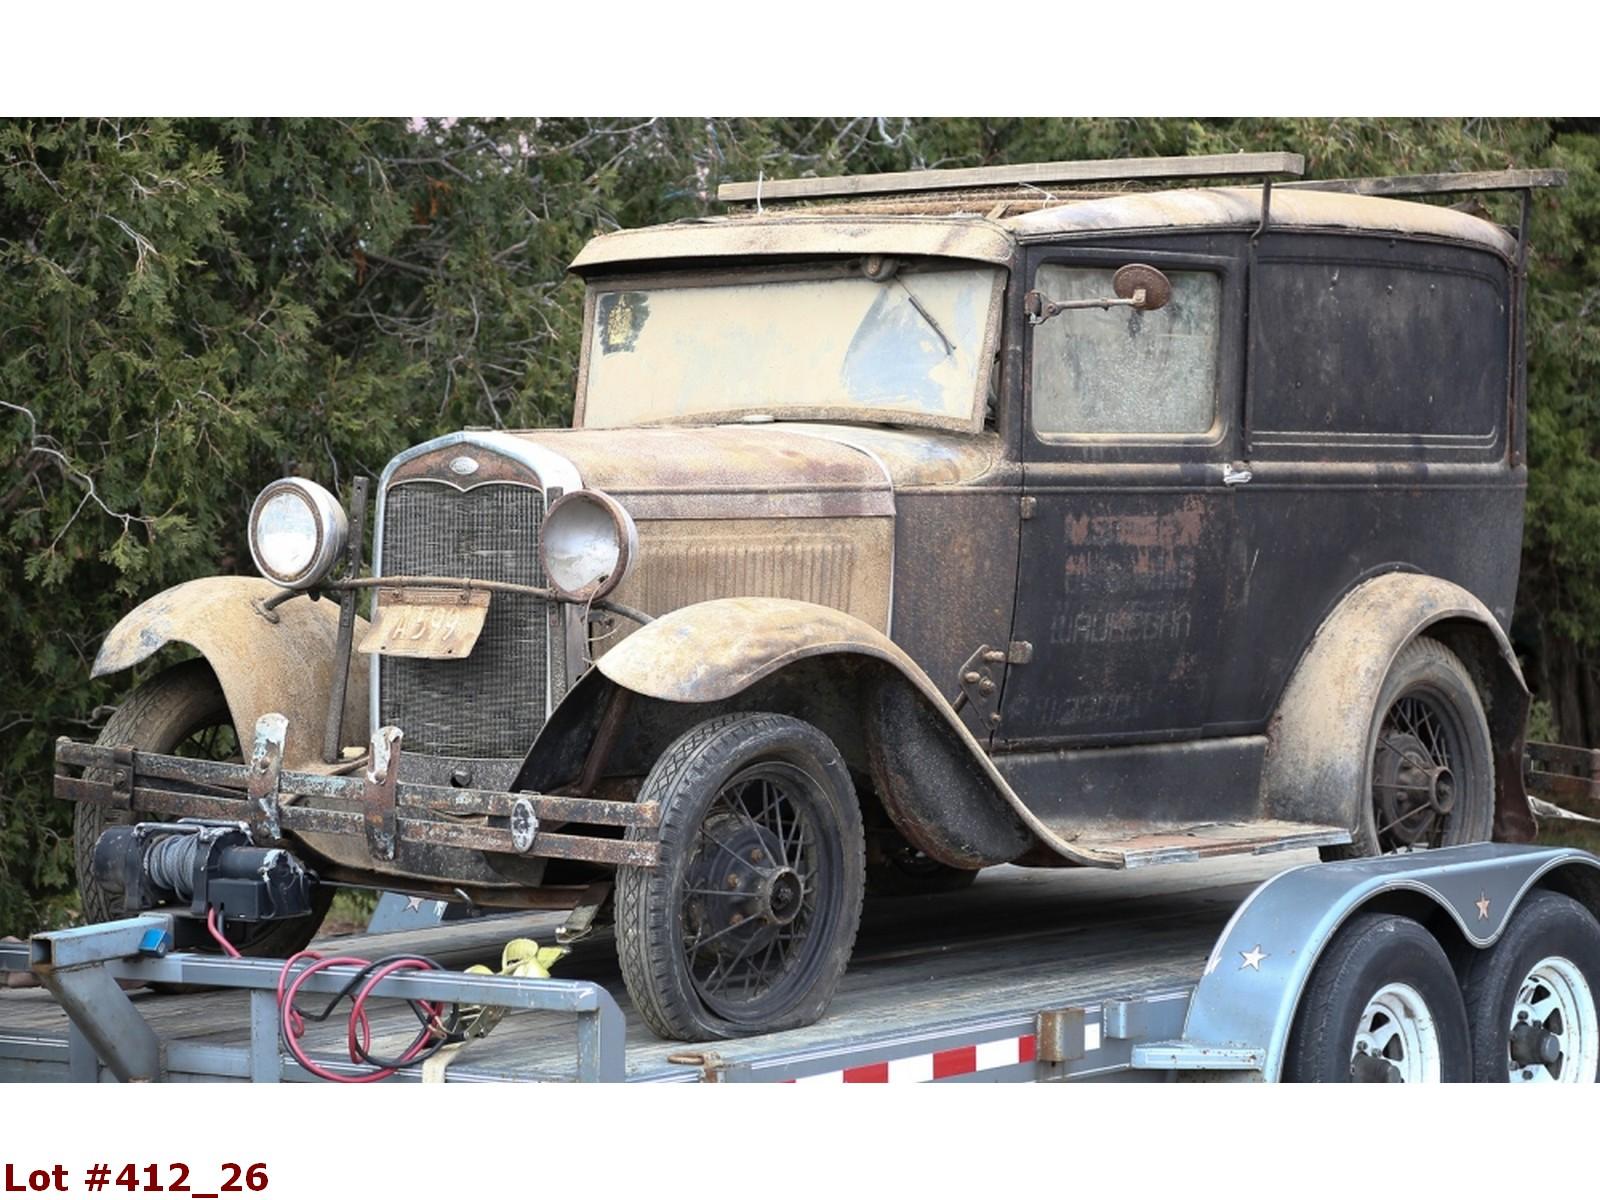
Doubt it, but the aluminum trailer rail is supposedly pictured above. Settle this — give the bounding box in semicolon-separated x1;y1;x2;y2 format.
3;843;1598;1083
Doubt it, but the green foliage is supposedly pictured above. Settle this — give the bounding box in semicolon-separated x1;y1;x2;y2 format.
2;118;1596;931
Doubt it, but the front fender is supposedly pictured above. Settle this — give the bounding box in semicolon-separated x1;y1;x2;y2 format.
92;576;368;770
589;598;1108;868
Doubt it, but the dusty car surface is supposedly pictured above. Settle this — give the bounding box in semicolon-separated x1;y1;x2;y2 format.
59;153;1560;1041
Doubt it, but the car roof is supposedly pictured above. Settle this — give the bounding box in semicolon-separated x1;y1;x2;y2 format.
1002;186;1517;257
569;184;1516;274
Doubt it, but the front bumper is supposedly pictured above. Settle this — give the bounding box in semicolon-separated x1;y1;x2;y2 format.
55;714;660;879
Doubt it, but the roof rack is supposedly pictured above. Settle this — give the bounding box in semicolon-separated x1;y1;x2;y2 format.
1282;168;1567;197
717;151;1305;205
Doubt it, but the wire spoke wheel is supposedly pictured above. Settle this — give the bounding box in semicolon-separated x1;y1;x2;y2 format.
680;764;831;1018
1370;688;1467;852
617;712;865;1041
1325;636;1494;862
1505;956;1599;1083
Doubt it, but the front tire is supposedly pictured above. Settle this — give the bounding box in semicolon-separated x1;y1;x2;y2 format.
1322;636;1494;862
74;659;331;958
1283;912;1472;1081
1462;889;1600;1082
616;713;865;1041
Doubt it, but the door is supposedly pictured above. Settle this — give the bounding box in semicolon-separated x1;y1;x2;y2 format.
999;244;1246;752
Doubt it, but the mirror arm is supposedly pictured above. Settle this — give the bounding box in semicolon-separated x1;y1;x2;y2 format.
1024;288;1147;326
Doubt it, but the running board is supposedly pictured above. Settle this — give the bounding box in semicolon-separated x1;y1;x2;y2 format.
1063;821;1351;869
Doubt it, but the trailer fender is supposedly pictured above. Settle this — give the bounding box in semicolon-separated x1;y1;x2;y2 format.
527;597;1107;868
1136;843;1600;1080
91;576;369;770
1261;571;1534;844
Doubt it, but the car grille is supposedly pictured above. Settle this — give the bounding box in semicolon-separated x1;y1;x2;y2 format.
378;480;549;758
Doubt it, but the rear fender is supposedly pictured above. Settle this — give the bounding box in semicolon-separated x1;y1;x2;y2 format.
92;576;369;770
1261;572;1533;843
523;598;1111;868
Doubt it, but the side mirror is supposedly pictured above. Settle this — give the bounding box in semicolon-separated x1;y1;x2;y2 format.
1025;263;1173;326
1112;263;1172;311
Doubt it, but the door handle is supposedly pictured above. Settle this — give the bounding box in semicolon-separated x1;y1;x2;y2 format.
1222;463;1253;486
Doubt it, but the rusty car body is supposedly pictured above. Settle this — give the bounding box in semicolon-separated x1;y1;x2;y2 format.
58;152;1564;1039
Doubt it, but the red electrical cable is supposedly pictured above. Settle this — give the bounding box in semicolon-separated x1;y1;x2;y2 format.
207;907;456;1082
206;907;242;958
275;951;453;1083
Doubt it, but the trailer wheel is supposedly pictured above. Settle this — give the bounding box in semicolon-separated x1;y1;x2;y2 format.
74;659;332;958
1323;636;1494;861
617;712;865;1041
1283;912;1471;1081
1461;889;1600;1082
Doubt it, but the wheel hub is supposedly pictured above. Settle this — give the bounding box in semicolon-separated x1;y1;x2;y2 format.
1349;982;1441;1082
1509;1020;1563;1069
676;763;827;1016
1508;956;1597;1082
758;866;805;925
686;815;785;939
1373;731;1453;847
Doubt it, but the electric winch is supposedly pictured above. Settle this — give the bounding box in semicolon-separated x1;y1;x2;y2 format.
91;820;317;931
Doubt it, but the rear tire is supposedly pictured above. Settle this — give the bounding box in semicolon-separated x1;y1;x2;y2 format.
616;713;865;1041
1322;636;1494;862
74;659;330;958
1461;889;1600;1082
1283;912;1471;1081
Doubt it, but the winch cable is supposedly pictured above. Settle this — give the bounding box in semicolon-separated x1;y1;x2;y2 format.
206;907;464;1083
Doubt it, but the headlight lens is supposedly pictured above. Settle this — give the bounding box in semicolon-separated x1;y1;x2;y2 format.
248;477;348;589
540;489;638;601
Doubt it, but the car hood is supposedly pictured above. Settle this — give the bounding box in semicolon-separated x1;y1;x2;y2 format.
507;423;1000;514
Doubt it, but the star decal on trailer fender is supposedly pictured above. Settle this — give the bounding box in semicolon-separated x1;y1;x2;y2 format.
1239;944;1267;971
1475;893;1491;921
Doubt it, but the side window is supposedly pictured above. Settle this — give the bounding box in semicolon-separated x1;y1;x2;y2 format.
1248;251;1509;454
1031;265;1222;437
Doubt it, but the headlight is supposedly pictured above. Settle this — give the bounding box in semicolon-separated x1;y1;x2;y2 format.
248;477;348;589
540;489;638;602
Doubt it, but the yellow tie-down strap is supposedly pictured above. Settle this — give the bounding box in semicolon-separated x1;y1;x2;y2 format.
422;939;569;1083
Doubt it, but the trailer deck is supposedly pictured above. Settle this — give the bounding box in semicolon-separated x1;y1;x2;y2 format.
0;853;1301;1083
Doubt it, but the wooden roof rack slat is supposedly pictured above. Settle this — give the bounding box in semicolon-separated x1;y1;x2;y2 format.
1280;168;1567;197
717;152;1305;205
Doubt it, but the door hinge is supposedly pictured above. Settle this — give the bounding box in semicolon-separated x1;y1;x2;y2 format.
1020;496;1037;519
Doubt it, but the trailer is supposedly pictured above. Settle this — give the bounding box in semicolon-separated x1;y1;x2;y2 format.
5;835;1600;1084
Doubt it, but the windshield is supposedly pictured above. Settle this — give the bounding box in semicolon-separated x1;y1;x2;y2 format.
578;264;1004;431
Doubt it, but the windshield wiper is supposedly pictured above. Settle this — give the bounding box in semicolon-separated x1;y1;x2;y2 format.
894;278;955;357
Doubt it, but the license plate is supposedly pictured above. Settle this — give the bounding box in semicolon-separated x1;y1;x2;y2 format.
358;587;491;659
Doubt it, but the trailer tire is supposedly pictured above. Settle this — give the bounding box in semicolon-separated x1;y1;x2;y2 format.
1461;889;1600;1082
617;712;865;1041
1283;912;1471;1081
75;659;331;959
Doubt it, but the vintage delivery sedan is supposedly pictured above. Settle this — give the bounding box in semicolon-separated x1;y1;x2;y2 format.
61;153;1553;1040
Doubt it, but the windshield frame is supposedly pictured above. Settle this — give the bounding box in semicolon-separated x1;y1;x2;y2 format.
573;259;1008;435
